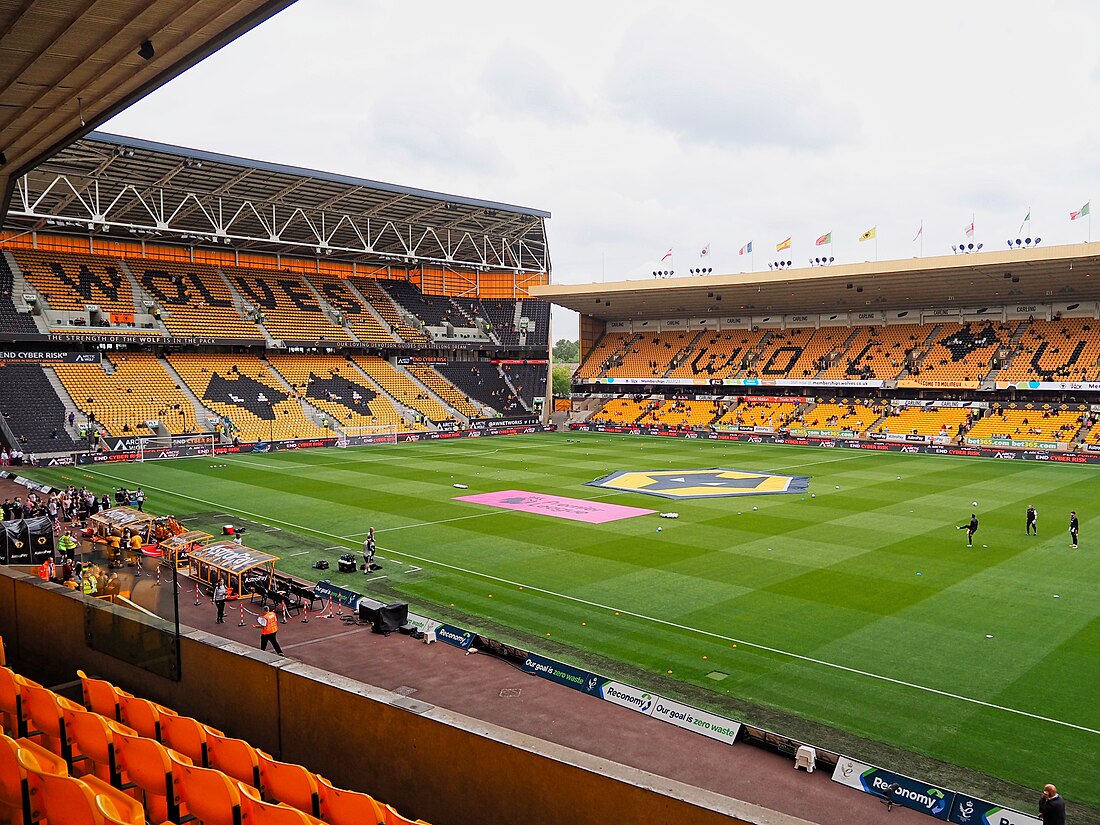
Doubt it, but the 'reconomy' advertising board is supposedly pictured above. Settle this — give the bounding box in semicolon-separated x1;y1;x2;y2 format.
832;756;955;819
433;623;476;650
831;756;1041;825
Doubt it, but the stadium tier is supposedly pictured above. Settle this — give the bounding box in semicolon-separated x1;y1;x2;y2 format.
793;401;882;434
818;323;931;380
965;405;1083;443
997;317;1100;383
357;278;429;344
0;254;39;335
589;398;649;425
909;321;1013;384
52;352;202;437
304;272;396;344
10;248;137;316
714;399;799;430
221;266;351;343
434;362;524;415
501;363;547;411
167;353;331;442
263;353;414;431
348;355;452;425
0;363;81;453
870;404;972;438
129;258;265;341
406;366;484;418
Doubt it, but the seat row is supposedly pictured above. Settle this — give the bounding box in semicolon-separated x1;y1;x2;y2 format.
0;658;426;825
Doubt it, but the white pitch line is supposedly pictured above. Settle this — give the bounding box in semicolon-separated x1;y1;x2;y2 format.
364;575;388;583
71;463;1100;738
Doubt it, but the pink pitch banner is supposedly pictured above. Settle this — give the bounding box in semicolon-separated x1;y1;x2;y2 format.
454;490;656;523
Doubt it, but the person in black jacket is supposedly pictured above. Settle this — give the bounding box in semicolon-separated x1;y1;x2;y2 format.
1039;784;1065;825
957;514;979;547
1026;504;1038;536
1069;512;1079;549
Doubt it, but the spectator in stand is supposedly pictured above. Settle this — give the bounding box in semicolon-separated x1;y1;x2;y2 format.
0;449;7;467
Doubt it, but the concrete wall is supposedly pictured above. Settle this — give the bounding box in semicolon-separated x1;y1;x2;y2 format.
0;566;802;825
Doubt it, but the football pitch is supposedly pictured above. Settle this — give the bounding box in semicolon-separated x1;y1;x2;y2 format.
27;433;1100;810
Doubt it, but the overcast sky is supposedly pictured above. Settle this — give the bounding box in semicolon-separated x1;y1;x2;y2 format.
105;0;1100;340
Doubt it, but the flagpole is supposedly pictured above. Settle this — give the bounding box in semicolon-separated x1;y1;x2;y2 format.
920;220;923;258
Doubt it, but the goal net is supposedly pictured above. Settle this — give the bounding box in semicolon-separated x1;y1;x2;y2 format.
138;434;217;462
338;424;399;447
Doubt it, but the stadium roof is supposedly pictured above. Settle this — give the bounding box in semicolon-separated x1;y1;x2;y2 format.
0;0;298;218
5;132;552;273
533;243;1100;320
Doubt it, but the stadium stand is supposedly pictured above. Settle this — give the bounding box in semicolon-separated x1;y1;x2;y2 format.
129;259;265;341
819;323;930;380
167;353;329;442
435;362;523;414
589;398;649;425
355;278;429;344
744;327;819;378
303;272;395;344
521;298;550;348
666;328;769;380
264;354;411;432
603;331;696;379
383;280;462;328
909;321;1013;384
998;317;1100;383
406;366;483;419
636;399;723;428
501;363;546;411
794;400;882;434
221;266;351;343
480;298;521;346
574;331;634;381
0;364;81;453
871;404;972;438
713;399;798;430
10;249;137;315
346;355;453;424
52;353;203;437
0;254;40;335
966;405;1083;443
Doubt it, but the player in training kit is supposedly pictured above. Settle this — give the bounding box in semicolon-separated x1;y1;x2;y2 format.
1026;504;1037;536
958;514;979;547
1069;512;1079;549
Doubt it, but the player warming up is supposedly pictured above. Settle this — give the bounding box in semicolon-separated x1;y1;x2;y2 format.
957;513;979;547
1026;504;1037;536
1069;512;1079;549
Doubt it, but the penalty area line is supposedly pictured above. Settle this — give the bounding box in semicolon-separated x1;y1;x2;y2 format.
71;463;1100;739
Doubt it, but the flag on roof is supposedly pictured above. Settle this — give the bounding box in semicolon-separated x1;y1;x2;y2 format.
776;237;792;252
661;248;673;261
1071;202;1090;220
700;243;711;257
913;222;923;241
739;241;753;255
858;227;876;242
815;232;831;246
964;220;974;238
1018;210;1030;235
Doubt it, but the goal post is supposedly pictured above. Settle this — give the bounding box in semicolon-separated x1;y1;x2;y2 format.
138;433;217;462
338;423;400;447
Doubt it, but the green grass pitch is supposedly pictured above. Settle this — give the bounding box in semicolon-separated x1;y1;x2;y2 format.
26;433;1100;811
